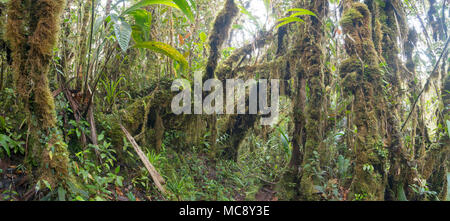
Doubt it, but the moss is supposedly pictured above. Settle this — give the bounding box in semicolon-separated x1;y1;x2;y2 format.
5;0;74;192
340;58;362;75
340;7;363;29
205;0;238;79
154;110;164;152
404;29;417;74
293;0;328;201
98;79;205;162
0;2;5;40
6;0;30;100
340;2;388;200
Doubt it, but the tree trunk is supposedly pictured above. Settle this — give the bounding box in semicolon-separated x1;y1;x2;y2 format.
6;0;73;190
340;1;387;200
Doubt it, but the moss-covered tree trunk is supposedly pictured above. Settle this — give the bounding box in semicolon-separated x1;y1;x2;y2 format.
340;1;387;200
204;0;238;160
372;0;419;200
427;0;449;200
6;0;72;189
289;0;328;201
274;0;328;201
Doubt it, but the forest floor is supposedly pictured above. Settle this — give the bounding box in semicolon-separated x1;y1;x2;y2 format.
0;142;285;201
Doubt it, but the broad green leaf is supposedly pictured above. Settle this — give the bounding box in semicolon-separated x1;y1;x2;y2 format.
130;9;152;42
130;9;152;29
121;0;180;16
114;20;132;52
0;134;11;157
173;0;195;22
134;41;189;69
131;26;144;43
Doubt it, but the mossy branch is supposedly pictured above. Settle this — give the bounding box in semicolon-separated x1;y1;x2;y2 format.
204;0;238;80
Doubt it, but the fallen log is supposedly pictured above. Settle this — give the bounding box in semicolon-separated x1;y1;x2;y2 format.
120;124;167;195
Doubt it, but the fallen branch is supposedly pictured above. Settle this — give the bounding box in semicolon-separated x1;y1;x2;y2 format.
120;124;167;195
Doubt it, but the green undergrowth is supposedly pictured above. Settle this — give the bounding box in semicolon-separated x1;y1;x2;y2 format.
130;128;290;201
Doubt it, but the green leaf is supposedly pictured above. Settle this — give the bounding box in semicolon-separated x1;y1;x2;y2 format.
0;134;12;157
74;196;85;201
275;17;305;29
113;20;132;52
98;133;104;141
199;31;207;43
188;0;197;11
121;0;180;16
173;0;195;22
130;9;152;30
277;16;305;23
287;8;317;17
134;41;189;69
0;116;5;129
